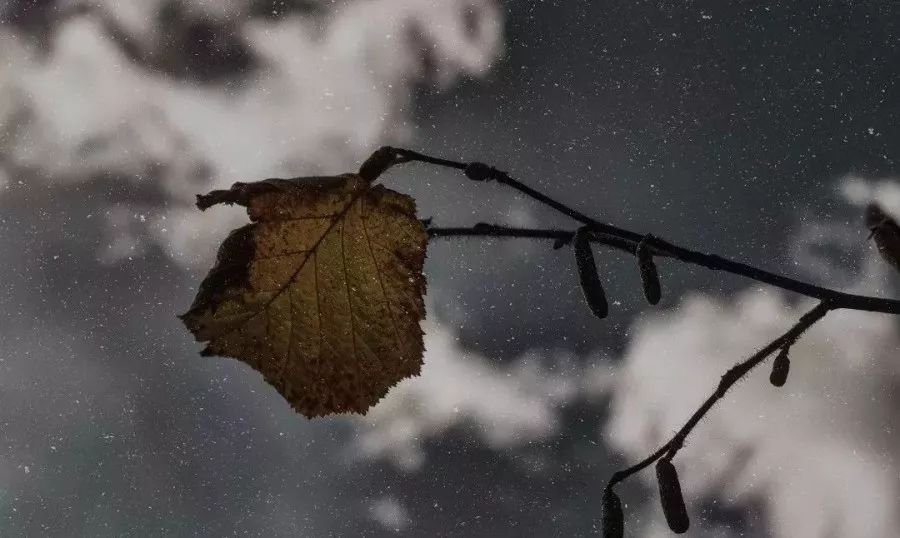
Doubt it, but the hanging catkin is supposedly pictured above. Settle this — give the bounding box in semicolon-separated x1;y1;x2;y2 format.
573;228;609;319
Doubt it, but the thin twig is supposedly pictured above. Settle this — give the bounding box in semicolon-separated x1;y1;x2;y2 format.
364;147;892;534
427;224;900;314
389;148;900;313
605;301;832;490
385;147;900;314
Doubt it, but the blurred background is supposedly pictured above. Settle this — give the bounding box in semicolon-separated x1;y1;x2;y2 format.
1;1;899;536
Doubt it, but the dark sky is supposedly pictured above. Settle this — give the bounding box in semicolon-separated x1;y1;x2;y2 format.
0;1;899;537
411;0;900;358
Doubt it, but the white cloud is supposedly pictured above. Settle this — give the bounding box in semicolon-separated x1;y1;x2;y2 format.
0;3;507;530
841;175;900;215
1;0;502;265
603;178;900;536
369;495;410;532
351;316;587;470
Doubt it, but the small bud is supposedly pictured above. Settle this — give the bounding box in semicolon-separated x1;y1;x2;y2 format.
656;459;690;534
636;238;662;305
770;345;791;387
464;162;496;182
573;228;609;319
601;488;624;538
552;235;572;250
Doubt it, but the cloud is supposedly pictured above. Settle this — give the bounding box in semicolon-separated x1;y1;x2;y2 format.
1;0;502;266
351;315;588;470
2;0;640;492
842;175;900;215
369;495;411;532
603;178;900;537
0;2;509;534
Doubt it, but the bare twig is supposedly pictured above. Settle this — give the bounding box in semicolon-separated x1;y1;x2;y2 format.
381;147;900;314
361;147;895;535
605;301;831;489
427;224;899;314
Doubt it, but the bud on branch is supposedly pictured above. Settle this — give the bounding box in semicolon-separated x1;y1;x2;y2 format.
573;227;609;319
636;236;662;305
656;458;690;534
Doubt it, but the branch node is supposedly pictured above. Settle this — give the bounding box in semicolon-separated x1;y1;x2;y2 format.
552;234;573;250
718;367;743;393
464;162;507;182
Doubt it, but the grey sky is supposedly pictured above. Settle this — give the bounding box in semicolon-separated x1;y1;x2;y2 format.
1;1;899;537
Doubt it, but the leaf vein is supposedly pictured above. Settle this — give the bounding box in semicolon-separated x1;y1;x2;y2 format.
360;202;404;356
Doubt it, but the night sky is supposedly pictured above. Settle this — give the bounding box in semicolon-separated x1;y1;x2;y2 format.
412;1;899;356
1;1;899;537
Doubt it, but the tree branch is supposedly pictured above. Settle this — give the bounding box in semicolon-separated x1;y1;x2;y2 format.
605;301;831;490
427;224;900;314
376;147;900;313
359;147;894;536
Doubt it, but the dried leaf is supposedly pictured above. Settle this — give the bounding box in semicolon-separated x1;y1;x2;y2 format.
180;174;428;417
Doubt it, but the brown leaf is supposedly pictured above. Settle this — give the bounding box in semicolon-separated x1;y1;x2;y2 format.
180;174;428;417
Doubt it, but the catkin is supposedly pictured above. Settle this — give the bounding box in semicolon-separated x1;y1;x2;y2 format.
770;346;791;387
601;488;624;538
573;228;609;319
636;239;661;305
656;459;690;534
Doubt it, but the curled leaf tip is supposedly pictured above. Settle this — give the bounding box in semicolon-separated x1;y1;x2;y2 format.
196;190;230;210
